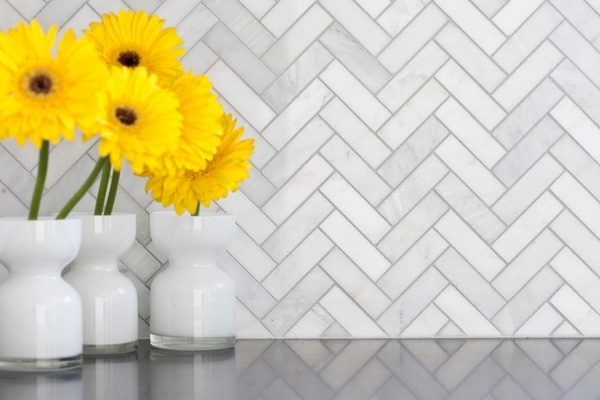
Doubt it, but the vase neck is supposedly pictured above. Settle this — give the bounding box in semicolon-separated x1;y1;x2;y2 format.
70;254;120;272
168;250;219;268
5;261;64;277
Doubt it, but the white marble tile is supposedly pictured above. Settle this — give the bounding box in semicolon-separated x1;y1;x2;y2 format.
228;228;277;282
156;0;208;27
262;80;333;150
377;230;448;299
551;0;600;48
493;42;563;111
34;0;86;28
552;60;600;126
261;5;332;74
378;79;448;149
204;23;276;93
378;268;448;335
59;5;100;37
169;4;216;51
240;168;277;208
492;192;563;262
435;211;506;281
377;0;429;36
492;154;564;224
218;190;277;244
0;181;28;217
320;249;391;318
320;23;392;93
435;173;506;243
320;211;391;281
377;117;448;187
284;304;334;338
551;341;600;390
378;192;449;262
436;136;505;205
321;174;391;243
492;79;563;148
87;0;124;16
551;21;600;87
436;249;506;319
320;0;391;55
493;0;545;35
552;98;600;164
236;301;275;338
493;117;564;187
492;230;563;299
493;3;563;73
551;173;600;238
263;230;333;300
434;0;505;54
551;211;600;275
320;136;390;206
491;267;563;335
436;341;502;390
239;0;275;19
121;241;161;283
262;118;333;188
378;3;448;73
320;61;391;131
551;136;600;201
261;0;316;37
515;303;564;337
401;304;449;338
471;0;508;16
204;0;275;55
355;0;391;18
378;155;448;224
262;42;333;113
208;61;276;131
436;98;506;168
262;193;334;262
319;99;391;169
435;23;506;92
552;248;600;313
551;285;600;336
434;286;502;336
435;61;506;130
181;41;218;74
263;268;333;336
378;42;448;112
320;286;387;337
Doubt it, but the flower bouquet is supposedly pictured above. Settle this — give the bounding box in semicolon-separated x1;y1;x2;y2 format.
0;9;254;366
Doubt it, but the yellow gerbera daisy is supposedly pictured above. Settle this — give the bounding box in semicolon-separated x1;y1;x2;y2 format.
160;72;223;173
0;20;107;147
145;114;254;215
85;9;184;86
93;66;182;174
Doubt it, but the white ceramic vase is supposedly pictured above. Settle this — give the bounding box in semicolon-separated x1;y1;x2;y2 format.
149;211;236;351
0;218;83;371
63;213;138;355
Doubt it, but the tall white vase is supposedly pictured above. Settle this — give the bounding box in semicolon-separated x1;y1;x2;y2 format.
0;218;83;371
149;211;236;351
63;213;138;355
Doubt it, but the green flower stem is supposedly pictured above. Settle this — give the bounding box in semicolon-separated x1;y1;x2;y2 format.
56;157;109;220
103;169;120;215
28;140;50;220
94;161;111;215
193;201;200;217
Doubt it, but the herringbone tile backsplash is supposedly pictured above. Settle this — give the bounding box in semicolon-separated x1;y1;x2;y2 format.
1;0;599;338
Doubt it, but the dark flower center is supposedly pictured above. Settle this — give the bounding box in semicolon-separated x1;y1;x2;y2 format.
115;107;137;126
118;50;141;68
29;74;53;95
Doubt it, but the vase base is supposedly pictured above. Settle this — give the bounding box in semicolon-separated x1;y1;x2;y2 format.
0;354;82;372
150;334;236;351
83;340;138;355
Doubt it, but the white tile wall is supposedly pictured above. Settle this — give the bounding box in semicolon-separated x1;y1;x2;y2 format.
1;0;600;338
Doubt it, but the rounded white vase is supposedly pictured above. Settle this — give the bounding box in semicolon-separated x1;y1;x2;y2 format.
63;213;138;355
0;218;83;371
149;211;236;351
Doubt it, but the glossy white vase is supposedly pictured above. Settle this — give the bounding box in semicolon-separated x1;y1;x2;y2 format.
149;211;236;351
0;218;83;371
63;213;138;355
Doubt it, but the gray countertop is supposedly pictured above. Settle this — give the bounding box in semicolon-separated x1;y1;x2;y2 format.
1;339;599;399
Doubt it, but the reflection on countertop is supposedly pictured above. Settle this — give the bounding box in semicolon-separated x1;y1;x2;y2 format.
1;339;600;399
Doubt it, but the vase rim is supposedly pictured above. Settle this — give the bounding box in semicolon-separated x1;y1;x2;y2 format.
151;211;234;218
